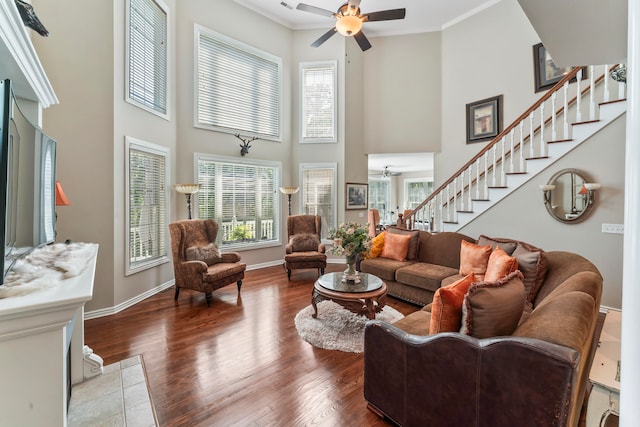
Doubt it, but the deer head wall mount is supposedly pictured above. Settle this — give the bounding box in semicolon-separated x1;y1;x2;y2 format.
234;134;260;156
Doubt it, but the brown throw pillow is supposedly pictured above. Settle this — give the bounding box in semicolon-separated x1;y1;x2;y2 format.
429;273;477;334
386;227;420;260
484;246;518;282
512;242;548;305
380;232;412;261
459;240;492;277
186;243;222;265
460;270;526;339
477;235;517;255
289;233;321;252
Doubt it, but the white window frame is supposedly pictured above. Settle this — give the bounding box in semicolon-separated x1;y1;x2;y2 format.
125;137;170;275
299;163;337;240
368;177;391;220
125;0;170;119
299;61;337;144
194;153;282;251
194;25;283;141
404;178;434;210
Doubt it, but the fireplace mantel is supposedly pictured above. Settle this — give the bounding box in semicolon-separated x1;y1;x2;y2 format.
0;243;99;426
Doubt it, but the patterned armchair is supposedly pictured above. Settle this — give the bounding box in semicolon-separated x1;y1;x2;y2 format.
169;219;246;306
284;215;327;280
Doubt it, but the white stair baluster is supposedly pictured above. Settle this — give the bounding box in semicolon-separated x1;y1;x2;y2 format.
551;92;557;141
519;121;525;172
492;145;497;187
484;152;489;196
540;101;546;156
618;67;625;99
467;166;473;209
439;193;444;230
509;129;515;173
446;185;451;222
476;159;481;200
529;111;535;158
454;176;459;214
604;64;610;102
501;136;507;185
576;68;583;122
563;81;569;138
589;65;596;120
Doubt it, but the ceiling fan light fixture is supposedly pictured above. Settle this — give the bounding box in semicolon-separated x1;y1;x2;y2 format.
336;15;362;36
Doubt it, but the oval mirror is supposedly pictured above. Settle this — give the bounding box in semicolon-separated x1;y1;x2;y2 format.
542;169;597;223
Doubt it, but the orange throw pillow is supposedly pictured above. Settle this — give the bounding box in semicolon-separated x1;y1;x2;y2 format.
380;232;411;261
484;246;519;282
459;240;492;277
367;232;385;259
429;273;477;334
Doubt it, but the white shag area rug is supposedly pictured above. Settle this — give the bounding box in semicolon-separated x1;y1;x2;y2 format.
0;242;96;299
294;300;404;353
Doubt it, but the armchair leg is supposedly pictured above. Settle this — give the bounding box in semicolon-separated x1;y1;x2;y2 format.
205;292;212;307
237;280;242;292
287;269;291;280
174;286;180;300
321;268;325;275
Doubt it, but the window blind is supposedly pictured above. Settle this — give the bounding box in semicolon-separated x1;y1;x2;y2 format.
302;167;335;238
197;156;279;247
128;143;168;271
128;0;168;115
301;62;336;142
196;29;281;140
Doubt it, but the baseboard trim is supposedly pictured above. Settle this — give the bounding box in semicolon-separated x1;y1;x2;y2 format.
84;279;175;320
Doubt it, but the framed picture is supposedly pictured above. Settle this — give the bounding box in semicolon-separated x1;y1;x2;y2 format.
346;183;368;210
466;95;503;144
533;43;587;92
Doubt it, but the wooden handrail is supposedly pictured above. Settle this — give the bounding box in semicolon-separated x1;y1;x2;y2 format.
401;64;617;227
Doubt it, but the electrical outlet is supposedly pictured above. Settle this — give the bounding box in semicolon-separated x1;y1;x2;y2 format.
602;223;624;234
358;212;364;218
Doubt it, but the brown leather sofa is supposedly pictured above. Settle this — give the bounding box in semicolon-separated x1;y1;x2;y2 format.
363;233;604;427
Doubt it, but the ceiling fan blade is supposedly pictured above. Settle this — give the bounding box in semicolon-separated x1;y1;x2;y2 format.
296;3;336;18
364;8;406;22
311;27;338;48
353;30;372;51
347;0;361;14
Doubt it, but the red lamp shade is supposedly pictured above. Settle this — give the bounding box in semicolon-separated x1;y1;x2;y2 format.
55;181;72;206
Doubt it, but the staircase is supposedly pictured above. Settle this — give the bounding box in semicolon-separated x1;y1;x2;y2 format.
400;64;627;233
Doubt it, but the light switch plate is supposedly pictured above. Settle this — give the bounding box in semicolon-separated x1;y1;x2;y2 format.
602;223;624;234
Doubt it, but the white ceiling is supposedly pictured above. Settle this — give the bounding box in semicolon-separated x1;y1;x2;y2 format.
368;153;433;175
234;0;501;37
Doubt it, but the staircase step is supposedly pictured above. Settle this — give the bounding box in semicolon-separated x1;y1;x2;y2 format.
547;139;573;144
525;156;550;161
573;119;600;126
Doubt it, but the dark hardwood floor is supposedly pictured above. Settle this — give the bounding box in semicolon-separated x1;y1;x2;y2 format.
85;264;420;426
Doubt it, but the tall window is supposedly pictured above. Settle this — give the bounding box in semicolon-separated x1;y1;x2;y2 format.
126;137;169;275
126;0;169;117
196;154;281;249
405;179;434;209
300;163;337;238
368;179;390;220
195;25;282;141
300;61;337;143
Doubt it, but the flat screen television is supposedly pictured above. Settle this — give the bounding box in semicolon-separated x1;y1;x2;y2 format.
0;79;57;285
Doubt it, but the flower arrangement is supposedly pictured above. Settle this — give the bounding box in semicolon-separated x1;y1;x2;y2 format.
328;222;371;259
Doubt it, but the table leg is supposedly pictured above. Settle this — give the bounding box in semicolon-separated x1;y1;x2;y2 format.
311;289;319;318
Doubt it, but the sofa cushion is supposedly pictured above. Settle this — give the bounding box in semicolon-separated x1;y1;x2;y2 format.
477;235;518;255
512;242;548;305
368;232;385;259
386;227;420;261
395;263;460;292
441;274;464;287
360;257;416;282
289;233;321;252
429;273;477;334
484;246;518;282
186;243;222;265
459;240;492;277
380;232;412;261
391;309;431;335
460;270;525;339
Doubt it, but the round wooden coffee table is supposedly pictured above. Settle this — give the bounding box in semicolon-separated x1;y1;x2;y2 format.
311;272;387;320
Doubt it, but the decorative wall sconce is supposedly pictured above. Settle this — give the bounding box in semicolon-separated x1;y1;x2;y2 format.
540;169;600;224
279;186;299;216
175;184;201;219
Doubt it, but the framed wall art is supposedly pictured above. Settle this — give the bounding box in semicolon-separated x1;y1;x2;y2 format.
466;94;503;144
346;183;368;210
533;43;587;92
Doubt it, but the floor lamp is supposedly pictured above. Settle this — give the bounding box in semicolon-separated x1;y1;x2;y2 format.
279;186;299;216
175;184;201;219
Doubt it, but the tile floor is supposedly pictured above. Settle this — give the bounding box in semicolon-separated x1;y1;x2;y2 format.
68;355;157;427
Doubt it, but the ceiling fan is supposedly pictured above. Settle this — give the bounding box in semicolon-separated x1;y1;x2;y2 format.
296;0;406;51
369;166;402;179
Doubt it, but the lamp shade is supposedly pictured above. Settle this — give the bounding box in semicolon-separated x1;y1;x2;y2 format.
55;181;72;206
279;186;300;195
174;183;201;194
